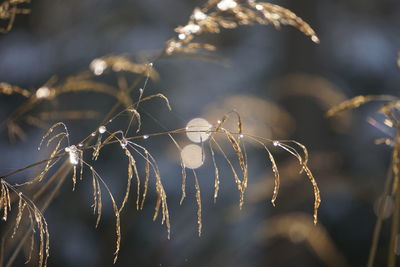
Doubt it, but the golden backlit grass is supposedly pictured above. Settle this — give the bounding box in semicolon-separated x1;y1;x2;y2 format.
0;1;321;266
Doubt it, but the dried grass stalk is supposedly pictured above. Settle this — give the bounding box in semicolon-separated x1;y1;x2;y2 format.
209;141;220;203
326;95;397;117
140;151;151;209
0;0;31;33
0;82;31;97
88;167;121;263
90;56;159;80
3;57;155;142
224;130;248;208
194;173;202;237
0;180;50;267
166;0;319;54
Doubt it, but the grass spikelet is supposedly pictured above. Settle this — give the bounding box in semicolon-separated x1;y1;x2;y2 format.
87;166;121;263
91;130;123;158
26;226;35;264
91;167;99;216
45;132;68;147
140;151;151;209
122;148;141;211
210;137;243;206
392;145;400;195
38;122;69;150
2;57;154;141
223;130;248;208
34;136;65;184
72;165;77;191
124;141;171;238
0;82;31;97
276;140;320;223
93;169;103;228
230;110;243;135
11;195;26;238
248;2;319;42
90;56;159;80
166;134;189;205
179;161;187;205
302;165;321;225
149;162;171;238
165;0;319;55
326;95;397;117
122;148;134;211
245;133;320;223
379;100;400;124
92;133;104;161
1;182;10;221
215;114;228;132
0;86;322;264
0;180;50;267
328;88;400;267
290;140;310;171
139;93;172;111
209;141;220;203
0;3;324;258
165;41;217;55
0;0;31;33
194;173;202;237
263;144;280;206
155;179;170;238
126;107;142;133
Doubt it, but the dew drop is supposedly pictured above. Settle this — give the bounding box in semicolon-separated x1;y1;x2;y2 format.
120;138;128;148
143;135;149;140
384;119;394;127
193;8;207;20
181;24;201;34
90;59;107;76
35;86;52;99
66;145;79;165
98;126;107;134
178;33;186;40
217;0;237;11
311;35;320;44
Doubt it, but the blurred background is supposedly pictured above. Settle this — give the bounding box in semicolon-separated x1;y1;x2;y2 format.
0;0;400;266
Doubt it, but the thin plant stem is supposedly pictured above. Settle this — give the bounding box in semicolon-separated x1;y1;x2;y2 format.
4;161;70;267
388;185;400;267
367;159;394;267
388;145;400;267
